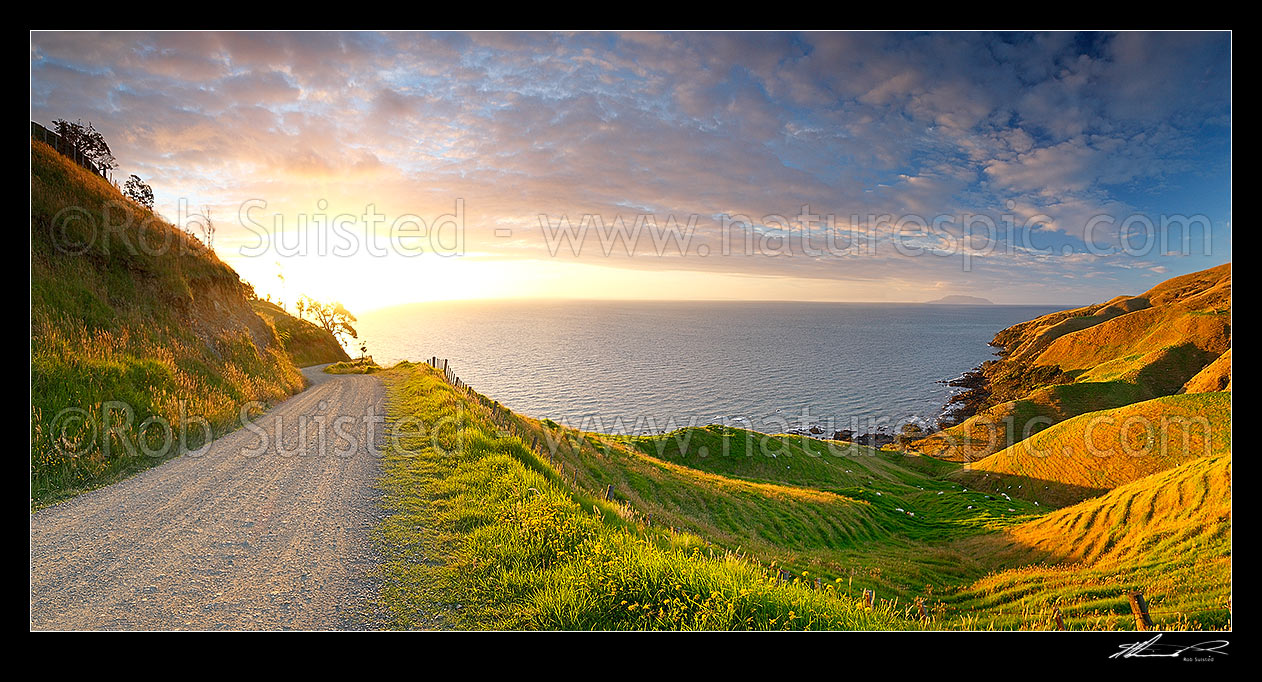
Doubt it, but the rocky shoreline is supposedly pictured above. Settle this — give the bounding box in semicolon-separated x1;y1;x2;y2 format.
782;340;1008;448
781;425;901;448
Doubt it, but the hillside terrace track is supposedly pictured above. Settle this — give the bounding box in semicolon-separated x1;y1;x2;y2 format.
30;365;387;630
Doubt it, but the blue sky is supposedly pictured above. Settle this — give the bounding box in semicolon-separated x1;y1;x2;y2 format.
30;31;1231;309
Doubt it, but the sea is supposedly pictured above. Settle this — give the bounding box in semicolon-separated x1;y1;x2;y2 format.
357;300;1064;436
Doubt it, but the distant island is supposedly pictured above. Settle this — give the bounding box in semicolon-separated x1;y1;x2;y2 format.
925;295;994;305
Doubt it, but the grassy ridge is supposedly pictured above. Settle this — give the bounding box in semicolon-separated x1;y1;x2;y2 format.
378;361;1229;630
944;455;1230;630
30;140;304;505
915;264;1230;461
543;421;1044;600
375;364;912;630
1183;349;1231;393
615;427;1039;536
954;393;1231;506
250;300;349;367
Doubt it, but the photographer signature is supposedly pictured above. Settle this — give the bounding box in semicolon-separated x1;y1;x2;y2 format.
1110;634;1229;660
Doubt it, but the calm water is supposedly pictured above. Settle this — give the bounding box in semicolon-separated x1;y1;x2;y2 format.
357;300;1063;435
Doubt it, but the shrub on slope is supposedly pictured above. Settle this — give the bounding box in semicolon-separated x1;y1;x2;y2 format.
250;300;350;367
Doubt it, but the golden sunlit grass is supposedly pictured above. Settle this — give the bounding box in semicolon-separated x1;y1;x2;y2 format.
374;364;912;630
30;140;304;506
250;300;349;367
377;362;1229;630
945;454;1230;630
914;264;1230;462
954;392;1230;506
913;381;1149;463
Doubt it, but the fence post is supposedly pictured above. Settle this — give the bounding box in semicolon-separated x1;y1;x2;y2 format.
1053;606;1066;631
863;589;874;609
604;484;614;501
916;597;928;621
1127;591;1153;631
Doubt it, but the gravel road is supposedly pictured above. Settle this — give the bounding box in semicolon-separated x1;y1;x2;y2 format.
30;366;387;630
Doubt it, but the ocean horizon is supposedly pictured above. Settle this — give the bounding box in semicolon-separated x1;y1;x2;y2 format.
358;299;1067;436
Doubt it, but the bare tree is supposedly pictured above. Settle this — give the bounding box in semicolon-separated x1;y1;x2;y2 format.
202;206;215;250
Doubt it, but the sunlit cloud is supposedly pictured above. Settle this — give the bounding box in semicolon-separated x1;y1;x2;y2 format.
30;31;1231;309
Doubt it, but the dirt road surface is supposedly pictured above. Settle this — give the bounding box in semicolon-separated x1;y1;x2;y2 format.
30;366;387;630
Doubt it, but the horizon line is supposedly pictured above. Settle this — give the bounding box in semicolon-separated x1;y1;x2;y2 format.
354;296;1085;314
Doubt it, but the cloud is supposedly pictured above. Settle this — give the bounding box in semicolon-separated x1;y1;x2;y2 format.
29;31;1232;304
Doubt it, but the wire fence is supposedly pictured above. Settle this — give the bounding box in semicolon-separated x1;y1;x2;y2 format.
31;121;115;184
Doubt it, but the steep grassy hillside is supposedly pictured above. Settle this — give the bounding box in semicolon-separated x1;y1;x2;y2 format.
376;364;912;630
378;361;1229;630
251;299;350;367
1183;349;1231;393
943;454;1230;630
615;427;1038;538
30;140;304;505
952;393;1230;506
916;264;1230;461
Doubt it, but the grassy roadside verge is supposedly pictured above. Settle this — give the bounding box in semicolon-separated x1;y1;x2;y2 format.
373;363;913;630
325;358;383;374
